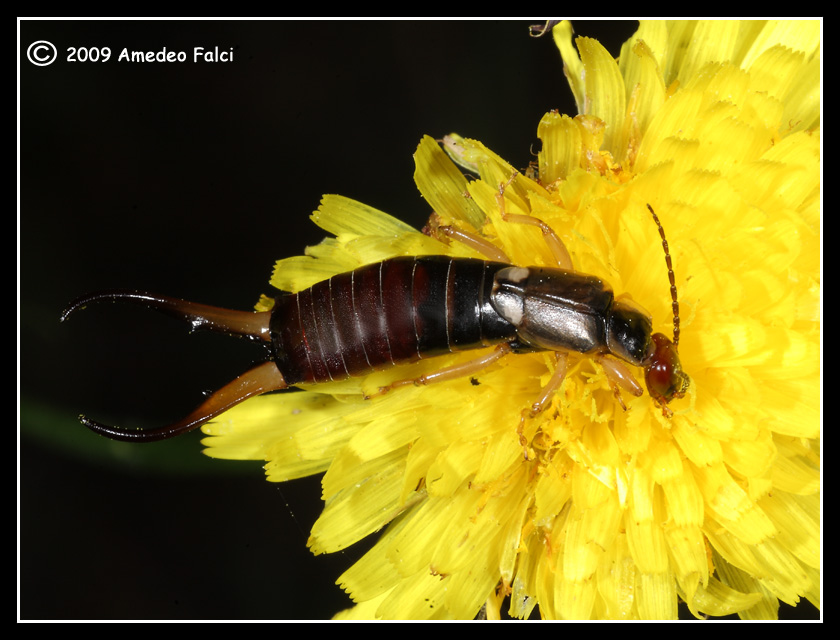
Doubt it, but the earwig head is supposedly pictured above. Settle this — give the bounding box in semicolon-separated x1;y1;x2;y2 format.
61;290;287;442
644;332;690;415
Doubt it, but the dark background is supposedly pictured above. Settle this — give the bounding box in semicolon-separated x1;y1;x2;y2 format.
19;19;817;620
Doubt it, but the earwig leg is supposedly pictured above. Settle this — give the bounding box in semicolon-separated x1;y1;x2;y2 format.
61;290;273;343
517;352;568;457
526;352;569;417
596;355;643;411
496;174;573;270
438;224;511;263
370;343;512;398
80;361;288;442
425;211;511;262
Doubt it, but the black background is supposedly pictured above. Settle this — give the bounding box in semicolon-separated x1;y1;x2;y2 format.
19;19;817;620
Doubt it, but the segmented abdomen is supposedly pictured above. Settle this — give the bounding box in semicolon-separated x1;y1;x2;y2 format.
269;256;516;385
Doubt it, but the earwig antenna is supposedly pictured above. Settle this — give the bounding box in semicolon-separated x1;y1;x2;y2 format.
646;204;681;347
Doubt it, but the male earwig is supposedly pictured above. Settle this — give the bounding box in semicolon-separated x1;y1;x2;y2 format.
62;202;689;442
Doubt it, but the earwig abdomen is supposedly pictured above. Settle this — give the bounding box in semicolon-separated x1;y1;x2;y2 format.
269;256;519;385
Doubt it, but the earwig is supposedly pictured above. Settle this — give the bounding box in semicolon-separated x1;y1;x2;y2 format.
62;201;689;442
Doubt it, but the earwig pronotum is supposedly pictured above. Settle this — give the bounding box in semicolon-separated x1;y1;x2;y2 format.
62;188;689;442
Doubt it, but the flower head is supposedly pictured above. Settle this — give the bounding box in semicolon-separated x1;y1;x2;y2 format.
202;20;820;619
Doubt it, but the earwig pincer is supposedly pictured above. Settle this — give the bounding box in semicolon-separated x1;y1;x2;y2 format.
62;197;689;442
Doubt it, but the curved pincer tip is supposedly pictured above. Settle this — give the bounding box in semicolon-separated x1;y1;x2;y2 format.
76;361;289;443
79;414;177;443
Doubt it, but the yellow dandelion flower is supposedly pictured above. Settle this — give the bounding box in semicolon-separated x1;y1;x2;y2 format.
198;20;819;620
